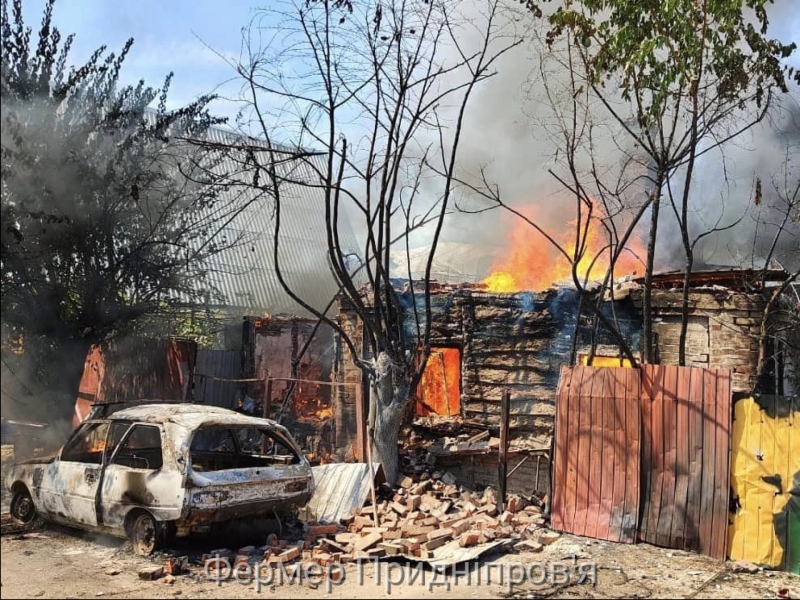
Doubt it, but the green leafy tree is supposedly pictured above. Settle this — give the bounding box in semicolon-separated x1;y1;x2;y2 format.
1;0;242;412
525;0;798;364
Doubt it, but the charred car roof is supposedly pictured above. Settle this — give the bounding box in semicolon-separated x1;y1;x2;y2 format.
106;403;287;431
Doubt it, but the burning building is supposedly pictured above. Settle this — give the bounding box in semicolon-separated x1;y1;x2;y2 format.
333;265;797;495
622;267;797;394
334;283;641;495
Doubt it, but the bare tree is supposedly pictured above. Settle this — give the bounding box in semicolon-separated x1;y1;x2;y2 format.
512;0;798;366
213;0;519;482
753;141;800;390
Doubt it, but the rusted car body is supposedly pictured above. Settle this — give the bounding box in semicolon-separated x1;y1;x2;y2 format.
5;404;313;553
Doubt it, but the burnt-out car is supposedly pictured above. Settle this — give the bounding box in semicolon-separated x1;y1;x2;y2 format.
5;404;314;554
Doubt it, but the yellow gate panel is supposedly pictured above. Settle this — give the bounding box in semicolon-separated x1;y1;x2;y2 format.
729;396;799;573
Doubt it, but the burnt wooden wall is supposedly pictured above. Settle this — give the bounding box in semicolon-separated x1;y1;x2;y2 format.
337;289;641;446
459;292;566;445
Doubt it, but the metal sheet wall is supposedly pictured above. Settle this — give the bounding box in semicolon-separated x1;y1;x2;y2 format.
194;349;240;408
552;364;732;560
729;395;799;573
551;365;641;543
639;365;731;560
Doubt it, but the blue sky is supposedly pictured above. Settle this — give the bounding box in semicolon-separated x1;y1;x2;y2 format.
23;0;800;128
24;0;266;121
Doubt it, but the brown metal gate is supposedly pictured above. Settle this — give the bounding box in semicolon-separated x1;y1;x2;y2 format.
552;364;732;559
551;365;641;543
639;365;731;559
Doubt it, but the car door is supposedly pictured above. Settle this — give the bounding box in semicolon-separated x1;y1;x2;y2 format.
39;421;109;527
100;423;183;530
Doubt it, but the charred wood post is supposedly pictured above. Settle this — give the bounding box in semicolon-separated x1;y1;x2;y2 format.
498;387;510;511
262;377;273;453
355;383;366;463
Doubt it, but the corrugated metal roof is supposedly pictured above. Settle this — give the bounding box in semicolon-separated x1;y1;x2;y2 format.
187;125;362;317
306;462;383;524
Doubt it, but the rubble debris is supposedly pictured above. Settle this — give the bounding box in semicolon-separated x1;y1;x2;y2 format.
164;556;188;576
138;566;164;581
536;531;561;546
289;473;549;566
514;540;543;552
729;560;760;574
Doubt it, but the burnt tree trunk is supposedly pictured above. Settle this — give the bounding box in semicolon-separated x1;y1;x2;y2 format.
678;251;694;366
367;352;410;485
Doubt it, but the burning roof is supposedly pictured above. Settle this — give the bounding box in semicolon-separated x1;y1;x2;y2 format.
632;265;791;291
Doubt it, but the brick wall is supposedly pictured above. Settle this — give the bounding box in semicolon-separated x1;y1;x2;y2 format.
646;291;764;392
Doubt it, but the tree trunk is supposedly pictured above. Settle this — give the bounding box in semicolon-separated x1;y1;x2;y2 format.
678;252;694;366
367;352;410;485
642;191;661;364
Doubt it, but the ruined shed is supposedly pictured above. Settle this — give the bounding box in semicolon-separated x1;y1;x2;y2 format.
334;285;641;448
241;315;342;462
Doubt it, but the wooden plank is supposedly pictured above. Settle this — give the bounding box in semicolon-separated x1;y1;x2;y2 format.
355;383;366;462
498;388;510;511
698;369;718;556
656;365;679;548
622;367;640;543
710;369;731;560
597;367;616;541
670;366;691;549
261;377;273;453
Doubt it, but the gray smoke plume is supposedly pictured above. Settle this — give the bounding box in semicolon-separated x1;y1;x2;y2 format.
423;0;800;279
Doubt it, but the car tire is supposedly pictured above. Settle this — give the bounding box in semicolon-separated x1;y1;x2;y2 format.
128;511;162;556
10;487;37;525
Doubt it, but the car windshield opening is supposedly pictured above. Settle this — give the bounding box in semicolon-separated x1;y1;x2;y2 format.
189;426;300;472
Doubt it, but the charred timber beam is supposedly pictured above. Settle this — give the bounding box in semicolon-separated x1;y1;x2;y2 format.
498;388;510;512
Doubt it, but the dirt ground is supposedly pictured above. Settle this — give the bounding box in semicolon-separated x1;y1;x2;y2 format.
2;447;797;599
1;523;798;599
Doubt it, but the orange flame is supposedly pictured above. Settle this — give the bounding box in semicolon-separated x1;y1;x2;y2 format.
294;391;334;421
484;206;644;293
88;439;106;453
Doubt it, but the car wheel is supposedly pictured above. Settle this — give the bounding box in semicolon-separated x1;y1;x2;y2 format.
10;487;37;525
128;512;161;556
